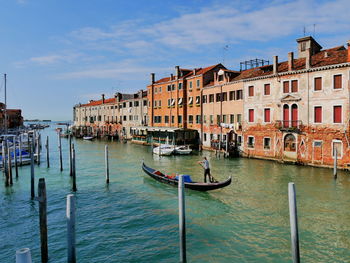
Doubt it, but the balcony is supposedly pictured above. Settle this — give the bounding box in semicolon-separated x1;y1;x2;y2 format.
275;120;303;133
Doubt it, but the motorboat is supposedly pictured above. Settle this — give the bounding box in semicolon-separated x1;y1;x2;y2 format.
83;136;94;140
174;145;192;155
153;144;174;156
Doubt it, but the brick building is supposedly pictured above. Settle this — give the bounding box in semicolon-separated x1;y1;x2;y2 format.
241;36;350;168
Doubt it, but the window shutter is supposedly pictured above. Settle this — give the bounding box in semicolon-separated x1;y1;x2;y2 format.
249;86;254;96
291;80;298;92
314;107;322;123
249;109;254;122
334;106;342;123
264;108;270;122
334;75;342;89
314;77;322;91
264;84;270;95
283;81;289;93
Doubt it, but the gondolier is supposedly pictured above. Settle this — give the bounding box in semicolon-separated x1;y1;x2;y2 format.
198;157;213;183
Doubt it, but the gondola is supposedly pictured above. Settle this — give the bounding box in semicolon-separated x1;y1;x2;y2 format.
142;162;232;191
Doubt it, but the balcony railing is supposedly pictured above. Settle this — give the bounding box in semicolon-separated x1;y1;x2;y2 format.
275;120;303;131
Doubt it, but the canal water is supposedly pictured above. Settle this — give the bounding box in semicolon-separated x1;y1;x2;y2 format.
1;125;350;262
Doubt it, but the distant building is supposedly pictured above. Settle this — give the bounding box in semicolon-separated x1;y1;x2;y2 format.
0;102;23;131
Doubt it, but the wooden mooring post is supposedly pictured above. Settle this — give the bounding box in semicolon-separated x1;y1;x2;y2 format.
36;134;41;165
19;135;23;165
14;140;19;178
30;142;35;199
58;132;63;171
69;135;72;177
178;174;187;263
3;141;9;186
71;144;77;192
105;145;109;184
16;248;32;263
67;194;76;263
333;148;337;179
288;182;300;263
7;143;13;185
46;136;50;168
38;178;48;263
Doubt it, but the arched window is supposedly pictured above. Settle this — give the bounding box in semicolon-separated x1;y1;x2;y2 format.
291;104;298;127
283;104;289;128
284;134;296;152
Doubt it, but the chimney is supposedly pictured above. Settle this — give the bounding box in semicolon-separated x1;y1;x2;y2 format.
347;40;350;62
288;52;294;71
150;73;155;84
305;48;311;69
170;74;173;80
214;72;217;82
175;66;180;79
193;68;197;75
273;56;278;74
102;94;105;104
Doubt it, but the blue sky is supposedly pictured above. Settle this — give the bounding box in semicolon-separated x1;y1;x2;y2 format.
0;0;349;120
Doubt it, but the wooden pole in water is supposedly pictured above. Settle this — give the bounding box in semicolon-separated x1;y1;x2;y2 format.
36;134;40;165
30;142;35;199
19;135;23;166
14;139;19;178
38;178;48;263
8;143;13;185
58;132;63;171
2;141;8;185
67;194;76;263
16;248;32;263
105;145;109;184
72;144;77;192
178;174;187;263
46;136;50;168
288;182;300;263
333;148;337;179
69;135;72;177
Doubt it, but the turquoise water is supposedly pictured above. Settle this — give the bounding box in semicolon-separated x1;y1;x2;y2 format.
1;126;350;262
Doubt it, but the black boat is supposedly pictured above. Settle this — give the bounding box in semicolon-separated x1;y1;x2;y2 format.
142;162;232;191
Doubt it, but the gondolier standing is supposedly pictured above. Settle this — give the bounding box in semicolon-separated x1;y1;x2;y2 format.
198;157;213;183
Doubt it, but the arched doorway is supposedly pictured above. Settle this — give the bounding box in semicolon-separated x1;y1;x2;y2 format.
291;104;298;128
284;134;296;152
283;104;289;128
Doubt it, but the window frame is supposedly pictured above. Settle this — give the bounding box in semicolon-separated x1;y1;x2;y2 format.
247;136;255;149
333;105;343;124
333;74;343;90
313;76;322;92
263;137;271;150
264;108;271;123
263;83;271;96
248;109;254;123
313;106;322;124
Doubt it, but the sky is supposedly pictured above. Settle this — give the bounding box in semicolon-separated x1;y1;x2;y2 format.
0;0;349;121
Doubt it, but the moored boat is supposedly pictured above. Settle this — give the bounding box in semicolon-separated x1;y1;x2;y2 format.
83;136;94;140
142;162;232;191
153;144;174;156
174;145;192;155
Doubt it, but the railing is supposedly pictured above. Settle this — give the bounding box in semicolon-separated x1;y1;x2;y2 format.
275;120;303;131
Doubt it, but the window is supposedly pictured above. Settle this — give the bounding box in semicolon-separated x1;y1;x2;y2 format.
229;91;235;100
196;115;201;124
129;115;133;121
209;94;214;103
236;90;243;100
129;102;133;107
203;115;206;124
313;140;322;147
333;74;342;89
210;134;213;141
230;114;234;124
134;101;139;107
172;84;175;91
189;115;193;124
314;106;322;123
222;92;227;101
196;79;200;88
248;86;254;97
332;140;342;158
210;115;213;124
123;116;126;121
178;83;182;90
237;114;242;123
301;42;306;52
217;115;221;125
143;100;147;106
291;80;298;93
248;109;254;123
171;116;175;123
314;77;322;91
204;133;207;141
218;75;224;81
195;96;200;105
188;97;193;105
247;136;255;148
155;87;157;93
202;95;207;103
264;84;270;95
165;116;169;123
283;81;289;93
222;115;227;123
159;87;162;92
123;102;126;108
178;115;182;124
154;100;157;108
264;108;271;123
167;85;171;91
189;81;193;89
216;93;221;102
264;137;271;150
333;105;342;123
158;100;162;107
167;99;171;106
237;135;242;146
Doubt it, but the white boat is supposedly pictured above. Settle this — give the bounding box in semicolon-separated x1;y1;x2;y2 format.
153;145;174;156
83;136;94;140
174;145;192;155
